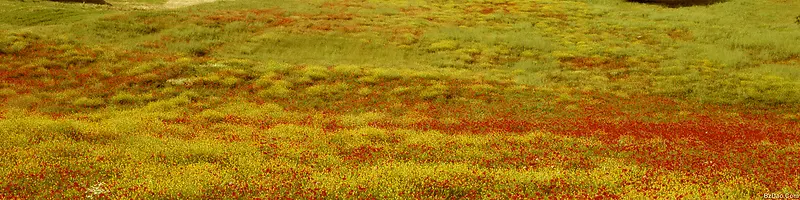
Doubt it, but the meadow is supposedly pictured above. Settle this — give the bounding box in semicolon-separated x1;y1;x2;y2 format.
1;0;799;198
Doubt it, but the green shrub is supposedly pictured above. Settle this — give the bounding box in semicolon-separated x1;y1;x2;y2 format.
411;70;447;80
126;62;163;76
503;31;554;53
356;76;379;84
144;95;191;111
0;115;115;143
166;78;197;86
124;136;243;165
302;65;330;80
653;68;800;104
182;41;215;57
136;73;164;84
100;111;162;135
371;68;405;80
164;24;219;41
251;79;273;91
1;41;28;54
198;109;226;122
338;112;386;128
7;95;41;109
49;120;88;141
0;88;17;97
726;30;800;60
420;83;449;100
216;102;283;119
252;61;293;74
0;31;38;54
305;83;350;98
513;60;560;73
109;92;138;104
219;76;242;87
258;83;292;99
389;86;414;96
92;15;162;37
72;97;105;108
428;40;460;52
357;87;373;96
469;84;499;96
263;124;322;141
700;46;750;68
743;64;800;81
332;64;365;76
329;129;370;149
223;21;249;33
0;116;60;142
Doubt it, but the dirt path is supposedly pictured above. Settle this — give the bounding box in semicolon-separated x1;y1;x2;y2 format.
163;0;219;9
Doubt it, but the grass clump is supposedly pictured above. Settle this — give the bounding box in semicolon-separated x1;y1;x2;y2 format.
0;34;32;54
427;40;460;52
2;0;799;198
257;80;293;99
144;94;191;112
198;109;226;122
305;83;350;99
743;64;800;81
332;64;366;76
216;102;284;120
338;112;386;128
419;82;450;100
6;95;41;109
109;92;141;104
302;65;331;81
0;88;17;97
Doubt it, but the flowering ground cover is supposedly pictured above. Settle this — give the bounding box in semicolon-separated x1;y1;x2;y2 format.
1;0;799;199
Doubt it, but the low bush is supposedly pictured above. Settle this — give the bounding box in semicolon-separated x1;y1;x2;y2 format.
258;81;293;99
73;97;105;108
7;95;41;109
198;109;226;122
0;88;17;97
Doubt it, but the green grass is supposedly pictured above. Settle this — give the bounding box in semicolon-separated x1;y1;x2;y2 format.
1;0;800;198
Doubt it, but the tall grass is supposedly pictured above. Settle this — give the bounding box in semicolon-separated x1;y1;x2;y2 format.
2;0;799;198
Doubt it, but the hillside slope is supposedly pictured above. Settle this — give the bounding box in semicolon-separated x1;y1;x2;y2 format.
1;0;799;198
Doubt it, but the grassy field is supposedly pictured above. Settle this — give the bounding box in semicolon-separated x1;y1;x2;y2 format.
1;0;799;198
